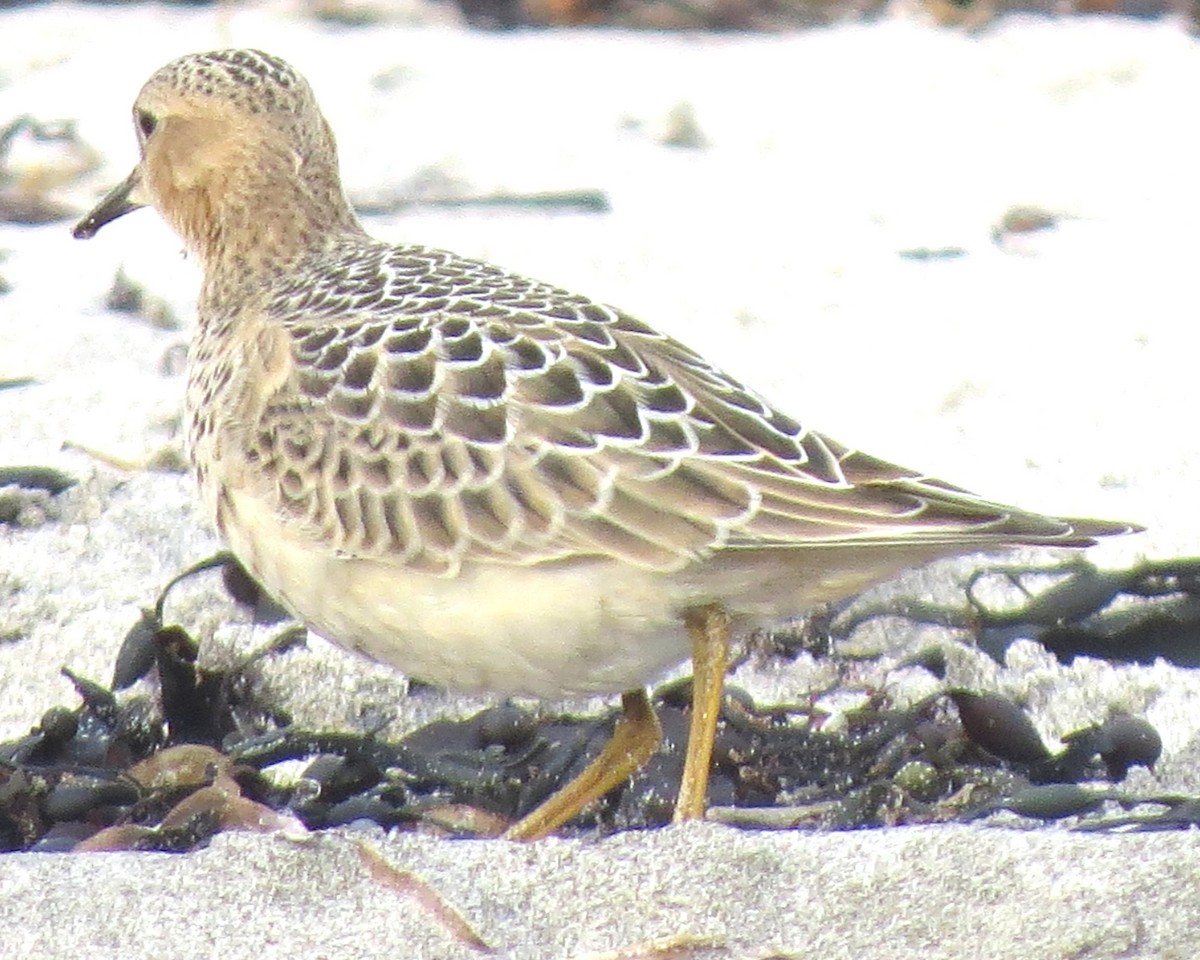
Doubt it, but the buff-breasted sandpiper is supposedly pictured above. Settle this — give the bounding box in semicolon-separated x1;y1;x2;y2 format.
75;49;1137;839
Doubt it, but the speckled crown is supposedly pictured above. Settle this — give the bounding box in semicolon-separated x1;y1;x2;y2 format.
148;49;310;114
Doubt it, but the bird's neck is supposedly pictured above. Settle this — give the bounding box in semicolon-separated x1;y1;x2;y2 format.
176;160;365;295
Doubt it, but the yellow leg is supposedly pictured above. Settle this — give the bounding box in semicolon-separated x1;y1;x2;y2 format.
673;603;731;823
504;689;662;841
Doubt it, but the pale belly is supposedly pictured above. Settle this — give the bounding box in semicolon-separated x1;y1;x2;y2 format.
211;478;960;698
220;487;694;697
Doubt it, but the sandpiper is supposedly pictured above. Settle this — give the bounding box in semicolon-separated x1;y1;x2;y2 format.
75;49;1135;839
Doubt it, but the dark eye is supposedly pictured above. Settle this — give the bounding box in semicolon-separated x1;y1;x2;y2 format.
136;109;157;139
